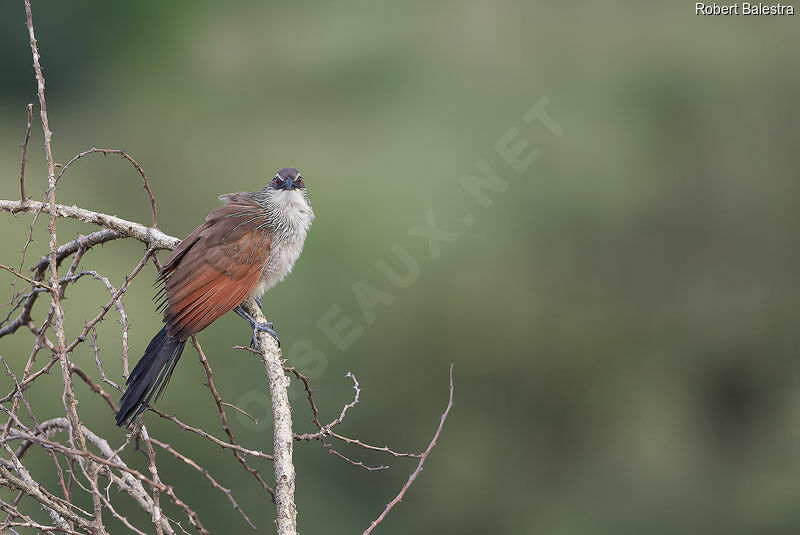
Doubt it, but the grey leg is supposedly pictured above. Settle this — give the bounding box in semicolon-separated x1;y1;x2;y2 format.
234;305;280;348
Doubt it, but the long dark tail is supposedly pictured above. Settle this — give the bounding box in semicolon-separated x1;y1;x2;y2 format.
115;326;186;427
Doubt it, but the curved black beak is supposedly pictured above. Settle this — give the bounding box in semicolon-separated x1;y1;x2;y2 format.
284;177;296;190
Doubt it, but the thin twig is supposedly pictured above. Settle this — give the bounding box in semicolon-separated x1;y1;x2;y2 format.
0;229;123;339
7;419;178;534
149;408;273;460
18;103;32;202
68;368;258;531
5;424;197;534
70;364;118;411
151;437;257;531
220;402;259;424
90;328;121;392
0;263;53;291
64;249;153;354
25;3;105;532
140;426;165;535
192;337;276;499
362;364;455;535
55;147;158;227
291;372;422;458
283;365;322;430
323;445;389;472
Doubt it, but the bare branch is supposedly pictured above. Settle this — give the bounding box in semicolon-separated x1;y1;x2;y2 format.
323;446;389;472
19;103;32;202
362;364;455;535
4;420;185;535
0;263;53;291
241;298;297;535
25;1;105;531
3;6;454;533
220;402;259;424
140;426;165;535
293;372;422;459
192;337;275;500
32;229;124;276
149;408;273;460
63;250;153;355
283;365;322;430
151;437;257;531
0;199;179;251
69;362;259;531
0;230;122;339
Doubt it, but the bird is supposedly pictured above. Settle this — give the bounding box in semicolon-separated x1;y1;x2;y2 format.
115;167;315;427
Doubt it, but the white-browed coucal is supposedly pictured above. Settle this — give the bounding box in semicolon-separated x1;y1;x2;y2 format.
115;167;315;426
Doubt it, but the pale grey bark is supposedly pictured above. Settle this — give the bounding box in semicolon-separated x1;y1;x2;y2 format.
0;199;180;251
241;298;298;535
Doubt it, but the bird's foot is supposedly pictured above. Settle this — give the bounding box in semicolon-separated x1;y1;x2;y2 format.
234;306;280;349
250;320;280;349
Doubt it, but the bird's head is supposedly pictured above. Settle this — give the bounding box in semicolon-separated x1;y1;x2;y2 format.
258;166;314;223
269;167;305;191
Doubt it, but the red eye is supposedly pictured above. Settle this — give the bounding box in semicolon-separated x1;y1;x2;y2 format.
296;177;304;186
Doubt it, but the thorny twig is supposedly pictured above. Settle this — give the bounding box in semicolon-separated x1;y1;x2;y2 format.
0;263;54;291
18;103;32;203
68;364;255;531
292;371;422;460
27;0;107;530
54;147;158;228
0;229;122;339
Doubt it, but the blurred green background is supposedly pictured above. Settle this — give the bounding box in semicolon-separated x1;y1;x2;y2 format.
1;1;800;533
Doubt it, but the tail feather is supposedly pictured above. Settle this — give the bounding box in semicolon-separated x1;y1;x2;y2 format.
115;326;186;427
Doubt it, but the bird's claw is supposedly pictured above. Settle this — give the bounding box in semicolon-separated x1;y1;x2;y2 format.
250;321;280;349
234;305;281;349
